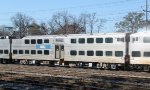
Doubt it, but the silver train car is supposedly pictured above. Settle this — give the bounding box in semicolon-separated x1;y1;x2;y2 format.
0;32;149;71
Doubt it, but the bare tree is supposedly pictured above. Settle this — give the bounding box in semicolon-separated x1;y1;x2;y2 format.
11;13;33;38
40;22;49;35
79;13;89;34
87;13;99;34
48;11;105;35
115;12;145;33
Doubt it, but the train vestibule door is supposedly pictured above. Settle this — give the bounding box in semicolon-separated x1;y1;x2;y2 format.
55;45;64;59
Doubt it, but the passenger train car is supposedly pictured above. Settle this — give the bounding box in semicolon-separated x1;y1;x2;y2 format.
0;31;149;71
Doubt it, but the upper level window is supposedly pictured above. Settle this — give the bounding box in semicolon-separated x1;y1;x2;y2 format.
87;38;94;43
31;39;36;44
19;50;23;54
96;38;103;43
37;39;42;44
44;39;49;43
117;38;124;42
71;39;76;43
132;37;138;43
105;38;113;43
13;50;17;54
79;38;85;44
132;51;141;57
25;39;30;44
143;37;150;43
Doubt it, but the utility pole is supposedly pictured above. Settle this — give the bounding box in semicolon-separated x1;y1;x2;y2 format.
146;0;148;31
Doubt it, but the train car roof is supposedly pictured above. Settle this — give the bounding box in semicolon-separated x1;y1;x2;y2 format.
131;31;150;37
22;33;126;39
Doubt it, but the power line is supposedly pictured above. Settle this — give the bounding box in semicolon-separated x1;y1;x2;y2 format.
0;0;143;14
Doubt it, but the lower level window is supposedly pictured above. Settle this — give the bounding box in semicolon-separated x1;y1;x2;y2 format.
4;50;8;54
70;50;77;56
115;51;123;57
106;51;112;56
87;51;94;56
31;50;36;54
144;52;150;57
44;50;49;55
132;51;141;57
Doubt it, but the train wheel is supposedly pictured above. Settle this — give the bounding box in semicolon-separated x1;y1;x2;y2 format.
144;65;150;72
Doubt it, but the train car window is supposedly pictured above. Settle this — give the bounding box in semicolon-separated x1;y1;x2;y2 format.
25;50;29;54
132;51;141;57
37;39;42;44
4;50;8;54
25;39;30;44
115;51;123;57
105;38;113;43
143;37;150;43
79;38;85;44
31;39;36;44
44;50;49;55
96;38;103;43
106;51;112;56
144;52;150;57
96;51;103;56
19;50;23;54
0;50;3;54
37;50;42;54
87;38;94;43
79;51;85;55
117;38;124;42
44;39;49;43
70;50;77;56
13;50;17;54
31;50;36;54
71;39;76;43
87;51;94;56
132;37;139;42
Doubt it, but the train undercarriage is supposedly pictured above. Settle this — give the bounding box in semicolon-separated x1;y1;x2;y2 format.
0;58;149;72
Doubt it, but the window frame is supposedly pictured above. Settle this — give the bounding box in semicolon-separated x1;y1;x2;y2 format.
87;50;94;56
78;38;85;44
31;39;36;44
105;38;113;43
106;51;113;56
132;51;141;57
115;51;123;57
31;50;36;54
37;39;42;44
70;50;77;56
71;39;76;44
87;38;94;43
96;38;103;43
25;39;30;44
44;50;49;55
13;50;18;54
96;51;103;56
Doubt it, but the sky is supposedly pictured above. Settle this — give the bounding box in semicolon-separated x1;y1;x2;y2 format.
0;0;147;33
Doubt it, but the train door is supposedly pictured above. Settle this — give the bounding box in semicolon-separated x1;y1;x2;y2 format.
55;45;64;59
